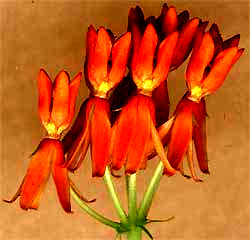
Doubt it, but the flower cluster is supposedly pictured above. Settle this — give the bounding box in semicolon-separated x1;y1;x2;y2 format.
5;3;243;213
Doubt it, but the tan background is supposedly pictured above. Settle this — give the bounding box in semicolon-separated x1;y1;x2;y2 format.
0;0;249;239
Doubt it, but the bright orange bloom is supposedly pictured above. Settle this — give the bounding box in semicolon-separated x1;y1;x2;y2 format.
63;26;131;177
4;70;81;212
186;23;244;102
110;23;178;175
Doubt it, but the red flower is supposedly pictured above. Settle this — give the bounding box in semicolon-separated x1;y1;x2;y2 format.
63;26;131;177
4;70;81;212
110;23;178;175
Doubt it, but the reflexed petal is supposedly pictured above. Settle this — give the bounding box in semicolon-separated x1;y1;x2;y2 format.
125;95;152;174
51;71;70;128
108;32;131;88
171;18;199;70
177;10;190;30
38;69;52;126
19;139;53;210
202;47;239;94
90;98;111;177
51;140;71;213
88;27;112;86
167;99;193;169
132;24;158;84
186;32;214;88
223;34;240;49
111;95;139;170
61;72;82;129
153;31;179;86
161;6;178;36
192;102;209;173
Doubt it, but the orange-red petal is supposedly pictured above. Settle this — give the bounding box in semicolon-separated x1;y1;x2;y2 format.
51;71;70;128
131;24;143;70
209;24;223;58
51;140;71;213
161;6;178;37
38;69;52;126
108;32;131;88
90;98;111;177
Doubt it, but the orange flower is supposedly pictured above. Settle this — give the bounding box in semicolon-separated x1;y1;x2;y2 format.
4;70;81;212
63;26;131;177
110;23;178;175
186;23;244;102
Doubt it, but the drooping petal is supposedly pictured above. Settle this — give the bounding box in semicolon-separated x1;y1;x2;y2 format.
19;139;53;210
110;95;139;171
51;71;70;128
171;18;199;70
161;6;178;37
167;98;193;169
88;27;112;87
186;32;214;88
177;10;190;30
132;24;158;84
202;47;239;94
51;140;71;213
192;98;209;174
90;98;111;177
125;95;152;174
108;32;131;88
153;31;179;86
38;69;52;126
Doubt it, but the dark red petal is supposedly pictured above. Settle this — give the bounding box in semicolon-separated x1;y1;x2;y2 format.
108;32;131;88
186;32;214;88
125;95;152;174
51;71;70;128
128;6;145;32
90;98;111;177
153;31;179;86
192;99;209;174
167;100;193;169
171;18;199;70
202;47;239;94
131;24;143;70
19;139;53;210
158;3;169;23
88;27;112;87
161;6;178;37
132;24;158;84
177;10;190;30
152;80;169;127
223;34;240;49
51;140;71;213
209;24;223;57
38;69;52;126
110;95;139;171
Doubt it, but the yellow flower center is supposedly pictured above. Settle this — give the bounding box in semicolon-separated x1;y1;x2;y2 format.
137;78;154;95
44;122;60;139
188;86;203;102
95;81;111;97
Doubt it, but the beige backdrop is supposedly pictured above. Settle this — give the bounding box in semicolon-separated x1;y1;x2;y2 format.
0;1;249;240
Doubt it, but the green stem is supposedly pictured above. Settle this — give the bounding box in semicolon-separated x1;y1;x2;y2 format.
138;161;164;221
126;226;142;240
103;167;128;224
70;187;120;229
126;173;137;223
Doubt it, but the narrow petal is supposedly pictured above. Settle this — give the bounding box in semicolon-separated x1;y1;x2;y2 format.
223;34;240;49
90;98;111;177
110;95;139;171
177;10;190;30
38;69;52;126
86;25;97;61
209;24;223;57
158;3;168;23
167;99;193;170
88;27;112;86
20;139;53;210
132;24;158;84
186;32;214;88
202;47;238;94
153;31;179;86
108;32;131;88
128;6;145;32
51;71;70;128
192;99;209;174
171;18;199;70
152;80;170;127
125;95;152;174
51;140;71;213
161;6;178;37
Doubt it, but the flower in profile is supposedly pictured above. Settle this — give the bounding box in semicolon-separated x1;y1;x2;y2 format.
167;23;244;180
110;23;178;175
63;26;131;177
4;70;81;212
